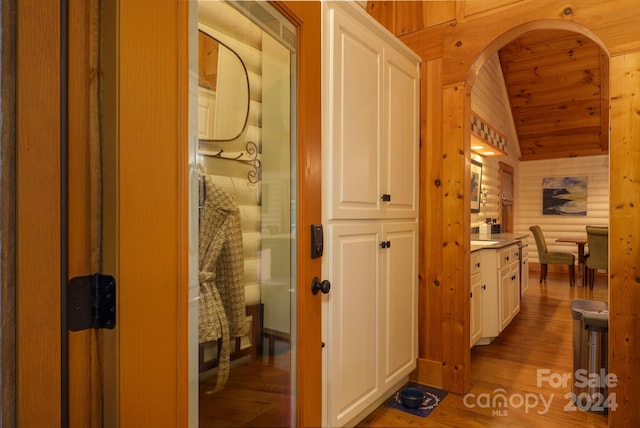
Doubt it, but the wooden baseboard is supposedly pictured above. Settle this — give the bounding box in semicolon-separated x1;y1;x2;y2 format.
410;358;443;389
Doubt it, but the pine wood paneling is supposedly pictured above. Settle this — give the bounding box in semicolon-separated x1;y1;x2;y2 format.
609;52;640;428
498;30;607;160
420;59;444;364
440;83;469;393
366;1;456;36
461;0;523;19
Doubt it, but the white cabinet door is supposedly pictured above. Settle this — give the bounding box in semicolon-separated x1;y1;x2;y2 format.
480;249;500;339
327;223;381;427
382;47;419;219
509;246;521;320
521;238;529;296
326;221;417;426
499;245;520;330
381;222;417;387
326;8;383;220
470;251;483;347
197;88;216;140
499;264;512;330
325;6;418;221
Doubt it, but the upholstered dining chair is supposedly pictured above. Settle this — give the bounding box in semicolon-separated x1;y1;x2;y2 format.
529;225;576;286
584;225;608;289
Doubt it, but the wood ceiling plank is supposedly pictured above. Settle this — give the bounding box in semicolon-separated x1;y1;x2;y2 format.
507;83;601;108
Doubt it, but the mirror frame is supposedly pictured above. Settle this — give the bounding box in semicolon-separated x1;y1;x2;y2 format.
197;29;251;143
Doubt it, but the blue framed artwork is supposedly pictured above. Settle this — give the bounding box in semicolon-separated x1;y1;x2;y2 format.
542;176;587;215
470;159;482;213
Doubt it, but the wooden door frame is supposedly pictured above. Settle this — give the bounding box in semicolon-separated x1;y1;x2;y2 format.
1;0;17;426
13;0;102;426
270;2;323;426
15;1;63;426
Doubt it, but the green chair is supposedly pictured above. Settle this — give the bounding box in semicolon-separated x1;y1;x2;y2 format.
529;225;575;286
584;226;608;289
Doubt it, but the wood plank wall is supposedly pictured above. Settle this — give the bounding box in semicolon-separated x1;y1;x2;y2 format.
470;53;520;228
367;1;640;425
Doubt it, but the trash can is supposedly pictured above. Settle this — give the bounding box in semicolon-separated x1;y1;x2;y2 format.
570;299;608;412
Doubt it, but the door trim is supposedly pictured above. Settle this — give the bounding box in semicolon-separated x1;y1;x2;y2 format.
270;2;323;426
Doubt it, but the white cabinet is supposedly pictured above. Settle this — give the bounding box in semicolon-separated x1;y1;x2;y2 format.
198;87;216;140
520;238;529;296
326;221;417;427
470;251;483;347
322;2;420;427
324;2;418;221
476;243;521;345
498;245;520;330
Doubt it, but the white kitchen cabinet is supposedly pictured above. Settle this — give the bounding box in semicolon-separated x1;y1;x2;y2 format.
326;221;417;427
321;3;420;426
324;1;418;221
498;245;520;330
476;243;521;345
520;238;529;296
470;251;483;347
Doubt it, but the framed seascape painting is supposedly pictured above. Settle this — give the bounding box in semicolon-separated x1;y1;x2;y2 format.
470;159;482;213
542;176;587;215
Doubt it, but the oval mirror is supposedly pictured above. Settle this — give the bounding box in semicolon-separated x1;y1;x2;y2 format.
198;30;250;141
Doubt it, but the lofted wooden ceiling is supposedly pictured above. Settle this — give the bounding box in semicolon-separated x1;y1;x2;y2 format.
498;30;609;161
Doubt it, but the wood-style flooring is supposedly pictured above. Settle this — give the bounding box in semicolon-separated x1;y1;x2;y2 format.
198;271;609;427
357;271;609;428
199;340;292;427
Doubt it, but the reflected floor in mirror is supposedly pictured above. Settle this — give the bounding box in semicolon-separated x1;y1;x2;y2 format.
358;271;609;428
199;340;292;428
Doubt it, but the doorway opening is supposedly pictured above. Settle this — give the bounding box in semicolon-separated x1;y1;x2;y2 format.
466;24;610;387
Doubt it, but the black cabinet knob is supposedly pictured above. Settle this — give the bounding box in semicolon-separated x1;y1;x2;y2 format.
311;277;331;295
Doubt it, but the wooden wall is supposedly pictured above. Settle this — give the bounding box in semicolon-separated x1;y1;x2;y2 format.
470;53;520;228
368;1;640;425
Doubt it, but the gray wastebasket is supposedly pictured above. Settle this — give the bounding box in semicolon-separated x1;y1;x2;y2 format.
570;299;608;412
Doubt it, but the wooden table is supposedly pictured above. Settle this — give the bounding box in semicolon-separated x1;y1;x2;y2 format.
556;238;588;286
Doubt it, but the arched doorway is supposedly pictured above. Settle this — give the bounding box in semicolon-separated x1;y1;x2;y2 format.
464;19;610;397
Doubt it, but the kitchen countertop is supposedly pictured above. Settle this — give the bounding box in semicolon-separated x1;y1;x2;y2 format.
470;232;530;252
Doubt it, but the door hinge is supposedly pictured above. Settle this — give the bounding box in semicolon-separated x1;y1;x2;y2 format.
67;273;116;331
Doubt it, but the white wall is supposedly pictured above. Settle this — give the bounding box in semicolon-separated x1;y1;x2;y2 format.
515;155;609;264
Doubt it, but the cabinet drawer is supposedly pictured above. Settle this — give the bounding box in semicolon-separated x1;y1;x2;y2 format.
471;251;482;275
497;246;517;268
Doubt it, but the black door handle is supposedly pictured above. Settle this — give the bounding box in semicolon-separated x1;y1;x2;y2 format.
311;277;331;295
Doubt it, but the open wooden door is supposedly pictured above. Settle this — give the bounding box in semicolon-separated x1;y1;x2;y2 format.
14;0;320;427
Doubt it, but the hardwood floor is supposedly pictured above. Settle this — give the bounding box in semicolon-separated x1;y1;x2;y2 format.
198;272;609;427
357;271;610;428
